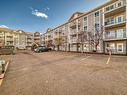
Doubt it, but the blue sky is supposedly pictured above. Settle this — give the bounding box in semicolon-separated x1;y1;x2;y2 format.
0;0;108;33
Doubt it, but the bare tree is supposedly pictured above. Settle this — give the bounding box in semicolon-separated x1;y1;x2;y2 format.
77;31;88;53
87;25;104;52
54;36;63;51
47;40;53;47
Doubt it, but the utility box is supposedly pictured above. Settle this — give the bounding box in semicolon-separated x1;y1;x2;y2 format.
0;60;6;75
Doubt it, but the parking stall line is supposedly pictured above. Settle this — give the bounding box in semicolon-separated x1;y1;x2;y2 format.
106;56;111;64
81;55;92;61
0;78;3;86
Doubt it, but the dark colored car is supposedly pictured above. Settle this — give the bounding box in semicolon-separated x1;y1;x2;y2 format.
34;47;50;53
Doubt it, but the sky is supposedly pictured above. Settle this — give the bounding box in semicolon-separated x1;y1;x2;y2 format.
0;0;108;33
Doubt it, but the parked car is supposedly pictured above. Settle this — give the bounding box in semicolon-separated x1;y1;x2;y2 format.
34;46;50;53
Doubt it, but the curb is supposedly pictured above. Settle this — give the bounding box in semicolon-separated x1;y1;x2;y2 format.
0;61;10;86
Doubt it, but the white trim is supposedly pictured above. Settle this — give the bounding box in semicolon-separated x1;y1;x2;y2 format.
76;19;78;41
117;43;124;53
68;23;71;43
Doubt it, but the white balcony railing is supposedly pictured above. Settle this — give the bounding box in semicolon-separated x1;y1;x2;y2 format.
70;38;77;43
105;30;126;40
104;0;125;13
105;14;126;26
70;30;77;35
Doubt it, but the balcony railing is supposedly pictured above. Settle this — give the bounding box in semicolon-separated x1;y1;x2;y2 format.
6;38;13;41
70;38;77;43
105;32;126;40
70;25;76;29
70;30;77;35
105;15;126;27
104;0;126;13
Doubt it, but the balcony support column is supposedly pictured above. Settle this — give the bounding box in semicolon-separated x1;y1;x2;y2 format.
68;23;71;51
76;19;79;52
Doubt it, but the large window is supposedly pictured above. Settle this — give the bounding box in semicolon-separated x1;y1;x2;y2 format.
95;23;100;29
105;5;114;11
116;29;123;38
116;15;123;23
117;43;123;53
117;2;122;7
107;43;115;50
106;31;115;38
95;11;100;17
84;26;87;31
84;17;87;21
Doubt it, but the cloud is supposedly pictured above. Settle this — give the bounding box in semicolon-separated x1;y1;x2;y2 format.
0;25;9;28
47;7;50;10
31;8;48;19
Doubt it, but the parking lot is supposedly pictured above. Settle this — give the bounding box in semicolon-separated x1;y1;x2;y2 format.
0;51;127;95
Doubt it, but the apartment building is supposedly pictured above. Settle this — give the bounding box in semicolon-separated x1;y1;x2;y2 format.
34;32;42;46
0;28;34;49
104;0;127;54
44;30;53;48
26;32;34;50
43;0;127;55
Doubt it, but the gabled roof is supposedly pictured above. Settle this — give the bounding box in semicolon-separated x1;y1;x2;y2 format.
68;12;83;21
0;28;14;33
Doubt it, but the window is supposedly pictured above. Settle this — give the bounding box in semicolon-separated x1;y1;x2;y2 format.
116;29;123;38
84;26;87;31
106;31;115;38
106;7;110;11
117;2;122;7
110;5;114;10
95;11;99;17
107;43;115;50
105;19;109;25
78;25;80;30
110;18;115;24
84;17;87;21
116;15;123;23
117;43;123;52
95;23;99;29
105;5;114;11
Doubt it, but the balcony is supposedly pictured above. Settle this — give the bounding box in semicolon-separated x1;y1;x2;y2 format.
34;37;40;40
27;40;32;42
70;38;77;44
104;1;126;17
6;38;13;42
104;30;127;41
6;35;13;38
47;38;53;41
54;35;60;39
70;25;76;29
105;15;126;29
27;37;32;39
70;30;77;36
